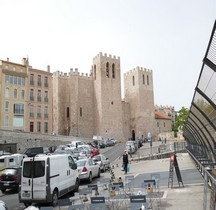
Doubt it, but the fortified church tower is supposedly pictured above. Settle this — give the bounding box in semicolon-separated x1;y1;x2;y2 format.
124;67;156;140
52;53;156;140
92;53;124;140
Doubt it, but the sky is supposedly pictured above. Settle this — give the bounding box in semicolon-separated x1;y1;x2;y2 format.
0;0;215;111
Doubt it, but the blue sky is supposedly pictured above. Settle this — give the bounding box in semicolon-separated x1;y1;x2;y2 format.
0;0;215;111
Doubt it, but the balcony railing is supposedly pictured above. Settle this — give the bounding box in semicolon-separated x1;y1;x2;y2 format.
37;113;41;118
37;81;42;86
44;82;49;87
44;97;48;103
44;114;48;119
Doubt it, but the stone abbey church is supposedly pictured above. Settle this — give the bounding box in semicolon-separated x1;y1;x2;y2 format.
53;52;156;140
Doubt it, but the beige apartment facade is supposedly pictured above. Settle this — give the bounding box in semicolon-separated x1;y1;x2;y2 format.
0;59;28;131
27;65;53;134
0;58;53;135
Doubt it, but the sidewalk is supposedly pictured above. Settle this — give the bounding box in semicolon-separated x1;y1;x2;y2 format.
104;142;209;210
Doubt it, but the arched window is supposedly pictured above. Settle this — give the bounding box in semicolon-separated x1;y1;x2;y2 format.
133;76;135;86
112;64;115;79
147;75;149;85
106;62;109;78
94;65;96;80
143;75;145;84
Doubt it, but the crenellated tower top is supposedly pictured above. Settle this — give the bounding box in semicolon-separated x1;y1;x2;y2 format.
93;52;120;63
52;68;91;80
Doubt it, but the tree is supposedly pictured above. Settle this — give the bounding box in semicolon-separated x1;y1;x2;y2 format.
173;107;189;137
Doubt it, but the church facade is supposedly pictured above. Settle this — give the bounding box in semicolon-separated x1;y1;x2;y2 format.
52;52;156;141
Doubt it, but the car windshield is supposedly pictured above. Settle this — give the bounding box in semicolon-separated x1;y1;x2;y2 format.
76;160;86;167
1;168;17;175
126;142;134;146
93;156;101;161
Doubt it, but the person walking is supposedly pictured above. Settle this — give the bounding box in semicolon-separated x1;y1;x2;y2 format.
129;145;133;158
123;150;129;174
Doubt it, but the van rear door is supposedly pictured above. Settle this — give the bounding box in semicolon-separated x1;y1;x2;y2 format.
20;157;47;201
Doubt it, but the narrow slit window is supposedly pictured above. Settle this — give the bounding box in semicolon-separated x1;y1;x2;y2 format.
143;75;145;84
147;75;149;85
112;64;115;79
67;107;70;118
94;65;96;80
133;76;135;86
106;62;109;78
80;107;82;117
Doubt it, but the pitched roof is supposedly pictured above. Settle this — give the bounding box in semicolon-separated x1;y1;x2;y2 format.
155;111;171;120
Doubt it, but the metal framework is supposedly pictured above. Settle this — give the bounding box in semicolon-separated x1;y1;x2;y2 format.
183;20;216;210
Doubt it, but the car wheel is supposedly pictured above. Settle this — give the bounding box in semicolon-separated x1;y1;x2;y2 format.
52;190;58;207
88;173;92;183
74;178;79;192
107;163;110;170
24;203;32;207
1;189;6;193
97;169;101;178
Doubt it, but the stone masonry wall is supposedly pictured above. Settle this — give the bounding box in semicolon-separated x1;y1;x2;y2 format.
0;129;91;153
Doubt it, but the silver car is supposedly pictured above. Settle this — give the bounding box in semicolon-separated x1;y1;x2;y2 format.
76;158;100;183
92;154;110;172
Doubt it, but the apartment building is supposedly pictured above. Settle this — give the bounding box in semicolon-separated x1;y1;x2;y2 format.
27;65;53;134
0;58;28;131
0;58;53;134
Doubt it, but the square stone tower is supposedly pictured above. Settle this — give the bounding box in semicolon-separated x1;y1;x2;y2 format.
124;67;156;140
92;52;124;140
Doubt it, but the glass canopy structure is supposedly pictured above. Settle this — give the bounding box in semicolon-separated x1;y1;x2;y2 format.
184;20;216;163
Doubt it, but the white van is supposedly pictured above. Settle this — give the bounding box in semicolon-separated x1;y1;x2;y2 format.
70;140;86;148
19;154;79;207
0;154;26;171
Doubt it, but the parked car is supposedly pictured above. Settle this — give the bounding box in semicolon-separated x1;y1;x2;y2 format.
89;147;100;157
108;138;117;144
70;140;87;148
22;147;50;157
93;140;106;149
53;148;79;160
0;200;8;210
105;139;115;147
78;150;92;160
0;167;21;193
76;158;100;183
92;154;110;172
126;141;136;154
71;147;85;159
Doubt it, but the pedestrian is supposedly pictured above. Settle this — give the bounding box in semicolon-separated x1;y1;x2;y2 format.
129;145;132;158
164;137;167;144
123;150;129;174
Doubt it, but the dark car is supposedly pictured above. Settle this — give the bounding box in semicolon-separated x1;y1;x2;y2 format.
93;140;106;149
105;139;115;147
22;147;50;157
0;167;21;193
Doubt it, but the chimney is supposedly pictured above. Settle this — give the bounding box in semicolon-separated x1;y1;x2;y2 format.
22;58;26;66
47;65;50;72
6;58;9;62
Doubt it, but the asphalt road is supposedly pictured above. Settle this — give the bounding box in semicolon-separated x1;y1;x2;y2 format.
0;143;125;210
